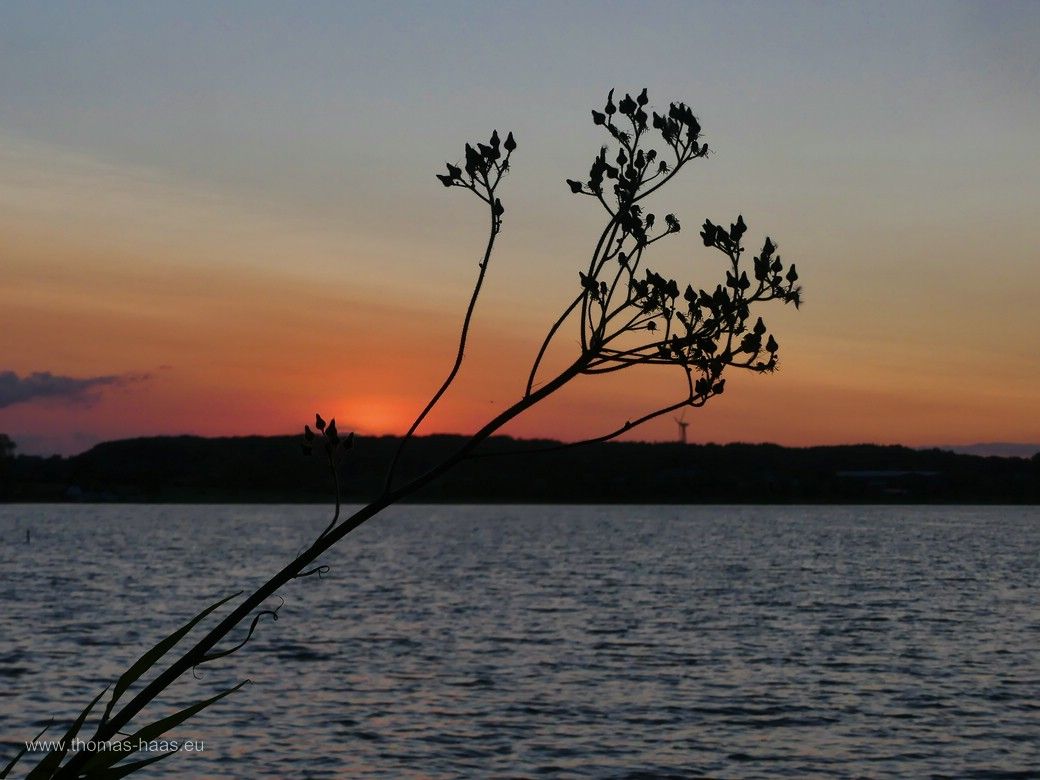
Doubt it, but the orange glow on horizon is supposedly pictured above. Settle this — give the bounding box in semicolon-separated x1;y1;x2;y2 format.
2;105;1038;457
338;396;416;438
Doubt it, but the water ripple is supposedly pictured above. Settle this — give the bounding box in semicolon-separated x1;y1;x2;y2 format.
0;504;1038;777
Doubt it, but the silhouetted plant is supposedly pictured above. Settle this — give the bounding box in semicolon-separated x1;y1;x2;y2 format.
9;89;802;778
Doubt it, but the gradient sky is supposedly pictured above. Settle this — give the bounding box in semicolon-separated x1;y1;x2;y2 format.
2;1;1038;455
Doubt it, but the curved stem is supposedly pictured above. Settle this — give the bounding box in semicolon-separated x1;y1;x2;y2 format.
526;292;582;396
579;220;620;352
382;208;499;494
318;450;341;538
633;145;696;203
468;395;697;459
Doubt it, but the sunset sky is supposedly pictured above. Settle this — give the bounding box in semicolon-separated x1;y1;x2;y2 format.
2;1;1038;455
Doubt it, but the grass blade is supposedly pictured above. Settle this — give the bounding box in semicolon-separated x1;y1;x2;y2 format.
101;591;240;724
83;681;248;773
1;722;52;779
82;751;176;779
25;688;106;779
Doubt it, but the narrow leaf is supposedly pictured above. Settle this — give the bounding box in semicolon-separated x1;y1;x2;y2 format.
83;681;249;773
102;592;240;724
25;688;106;779
85;750;177;779
1;722;51;779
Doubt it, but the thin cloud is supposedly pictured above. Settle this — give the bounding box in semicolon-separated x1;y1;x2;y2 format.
0;370;149;409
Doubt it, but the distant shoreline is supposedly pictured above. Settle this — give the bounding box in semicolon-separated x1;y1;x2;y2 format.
3;433;1037;505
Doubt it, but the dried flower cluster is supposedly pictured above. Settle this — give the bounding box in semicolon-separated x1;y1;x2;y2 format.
525;89;802;420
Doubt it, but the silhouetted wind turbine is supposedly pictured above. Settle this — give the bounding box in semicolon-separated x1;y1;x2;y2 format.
675;412;689;445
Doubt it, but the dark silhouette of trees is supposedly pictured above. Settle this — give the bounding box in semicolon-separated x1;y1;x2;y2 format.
13;89;803;778
0;434;14;492
6;433;1038;504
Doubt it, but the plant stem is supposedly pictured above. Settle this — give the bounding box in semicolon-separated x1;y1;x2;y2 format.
382;209;499;495
59;357;587;778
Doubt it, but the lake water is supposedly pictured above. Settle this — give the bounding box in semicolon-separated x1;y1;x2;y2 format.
1;504;1038;778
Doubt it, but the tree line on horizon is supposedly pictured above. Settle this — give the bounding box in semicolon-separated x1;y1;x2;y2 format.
1;432;1036;504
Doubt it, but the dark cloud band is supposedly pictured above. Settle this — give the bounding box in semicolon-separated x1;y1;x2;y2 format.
0;370;149;409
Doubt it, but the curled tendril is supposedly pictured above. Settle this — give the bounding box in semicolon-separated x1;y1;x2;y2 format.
295;565;331;580
194;596;285;670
